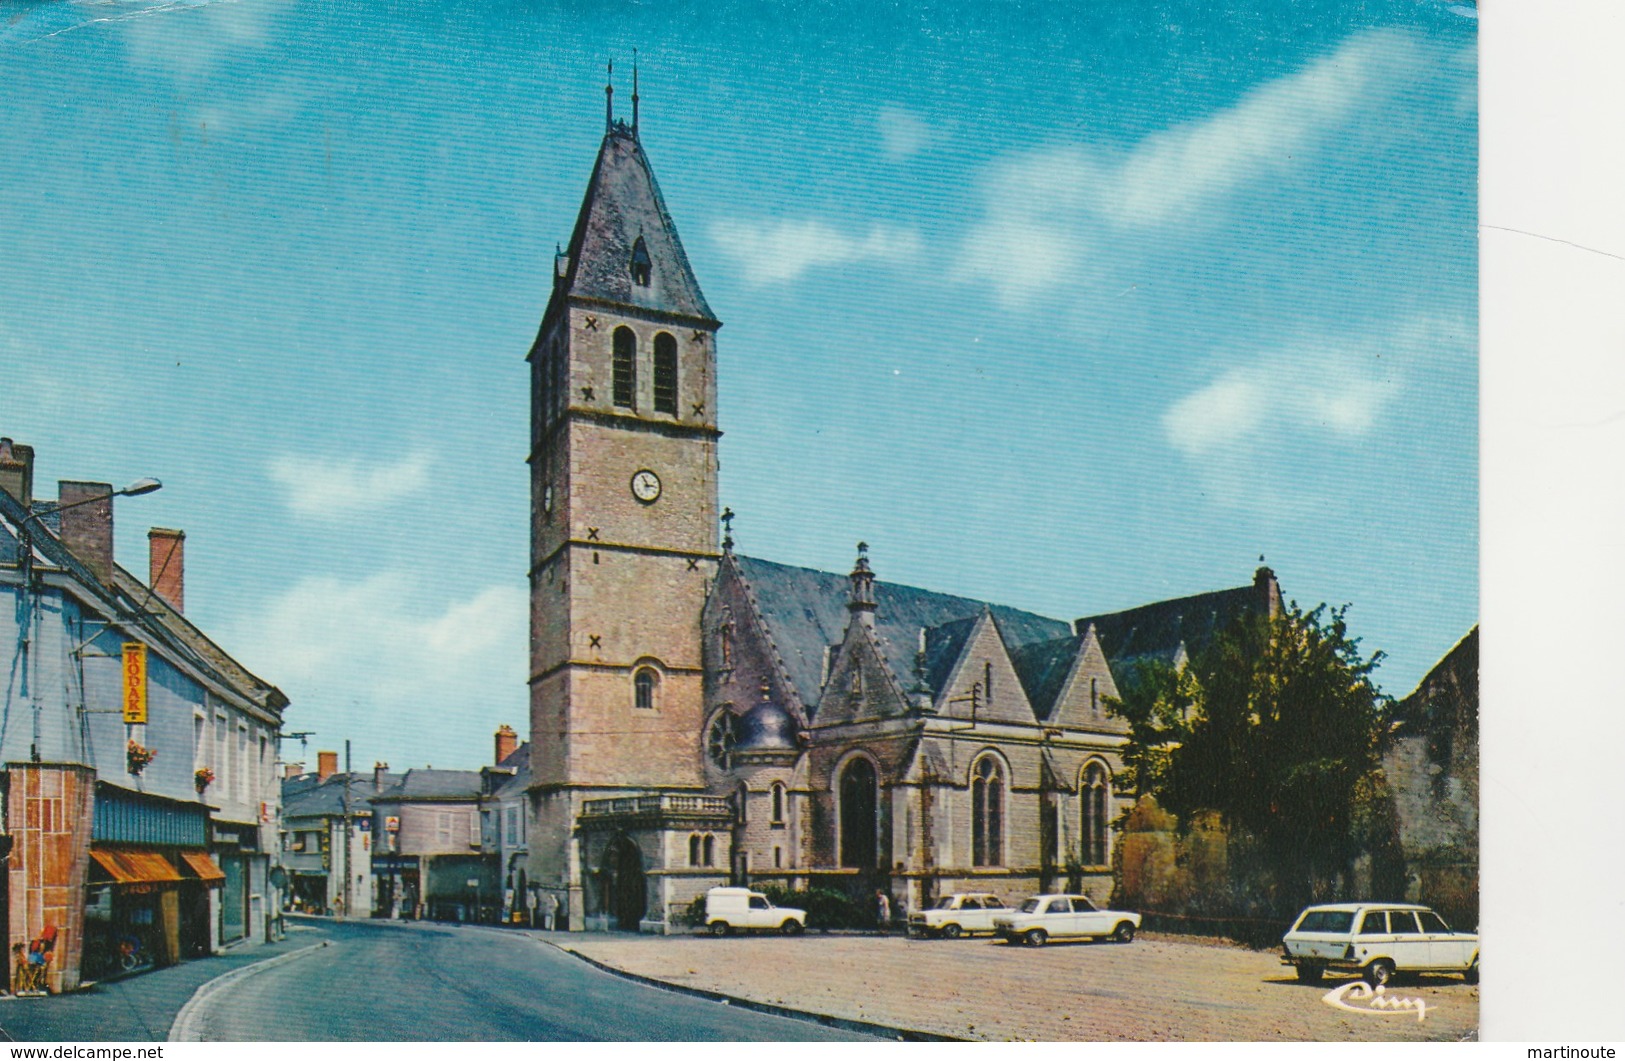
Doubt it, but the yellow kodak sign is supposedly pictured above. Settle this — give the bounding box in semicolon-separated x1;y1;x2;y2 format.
122;643;148;724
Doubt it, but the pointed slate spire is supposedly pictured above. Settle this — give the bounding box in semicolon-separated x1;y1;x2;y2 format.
848;541;876;629
548;84;716;324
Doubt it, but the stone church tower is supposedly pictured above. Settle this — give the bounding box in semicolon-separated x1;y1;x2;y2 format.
527;78;725;928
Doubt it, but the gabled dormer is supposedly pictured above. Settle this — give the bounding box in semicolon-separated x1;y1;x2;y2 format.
1043;624;1127;734
930;609;1037;726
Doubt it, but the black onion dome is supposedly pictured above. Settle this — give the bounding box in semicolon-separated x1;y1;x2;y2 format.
736;698;798;750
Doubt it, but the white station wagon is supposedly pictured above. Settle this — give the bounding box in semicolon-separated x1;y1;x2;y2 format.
907;893;1010;938
992;894;1141;947
1281;903;1479;986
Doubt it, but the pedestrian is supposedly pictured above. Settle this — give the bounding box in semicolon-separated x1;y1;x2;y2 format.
875;890;891;934
544;891;559;931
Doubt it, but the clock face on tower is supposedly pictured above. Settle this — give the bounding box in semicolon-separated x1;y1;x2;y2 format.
630;469;662;504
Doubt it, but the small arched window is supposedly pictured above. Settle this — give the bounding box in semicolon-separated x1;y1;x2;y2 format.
1082;762;1110;866
653;332;678;415
633;667;659;710
688;835;702;866
612;326;636;409
719;623;734;668
971;756;1005;867
630;236;652;286
736;782;750;825
702;834;715;866
771;782;785;824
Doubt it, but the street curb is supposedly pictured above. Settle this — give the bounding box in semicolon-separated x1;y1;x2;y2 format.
539;939;961;1042
167;941;332;1042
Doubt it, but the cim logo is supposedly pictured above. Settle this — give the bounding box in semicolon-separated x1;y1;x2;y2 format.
1321;981;1428;1022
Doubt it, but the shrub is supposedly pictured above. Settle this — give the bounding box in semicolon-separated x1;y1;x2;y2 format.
758;885;867;930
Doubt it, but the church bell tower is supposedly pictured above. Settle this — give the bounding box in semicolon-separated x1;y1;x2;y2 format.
527;71;722;924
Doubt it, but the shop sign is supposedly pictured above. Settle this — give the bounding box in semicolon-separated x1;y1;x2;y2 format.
121;643;148;724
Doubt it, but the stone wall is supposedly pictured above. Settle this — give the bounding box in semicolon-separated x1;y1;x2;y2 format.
6;763;96;993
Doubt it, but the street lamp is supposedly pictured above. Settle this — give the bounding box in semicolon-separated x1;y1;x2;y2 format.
6;477;164;762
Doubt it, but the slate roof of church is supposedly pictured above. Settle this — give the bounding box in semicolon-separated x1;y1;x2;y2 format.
1008;634;1083;719
1074;582;1266;667
733;555;1071;708
551;125;715;323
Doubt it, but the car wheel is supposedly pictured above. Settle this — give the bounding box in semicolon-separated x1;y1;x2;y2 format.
1296;963;1325;984
1364;959;1395;987
709;921;730;937
1024;928;1048;947
780;919;804;936
1112;922;1136;944
941;923;963;940
1464;959;1479;985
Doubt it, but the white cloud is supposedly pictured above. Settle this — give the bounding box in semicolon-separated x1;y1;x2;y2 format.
268;451;428;518
957;29;1430;306
710;218;921;285
1163;346;1390;459
226;572;527;765
877;106;931;162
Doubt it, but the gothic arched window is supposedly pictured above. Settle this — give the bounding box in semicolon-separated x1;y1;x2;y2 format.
688;834;702;866
1082;762;1110;866
838;758;878;869
653;331;678;414
612;326;636;409
630;236;651;286
633;667;658;710
971;755;1005;867
736;782;750;825
702;834;715;866
771;782;785;824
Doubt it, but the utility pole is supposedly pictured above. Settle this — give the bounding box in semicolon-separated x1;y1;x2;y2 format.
343;739;354;918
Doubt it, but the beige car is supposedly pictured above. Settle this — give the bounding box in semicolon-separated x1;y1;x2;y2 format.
907;893;1010;938
1281;903;1479;985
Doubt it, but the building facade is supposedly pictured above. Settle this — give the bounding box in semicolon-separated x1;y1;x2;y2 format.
370;769;498;921
0;438;285;989
280;752;388;916
526;102;1280;931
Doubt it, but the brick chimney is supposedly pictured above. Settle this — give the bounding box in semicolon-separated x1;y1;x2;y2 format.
373;762;390;792
1255;565;1282;620
148;528;185;613
284;761;305;779
317;750;338;780
494;725;518;765
58;481;115;584
0;438;34;508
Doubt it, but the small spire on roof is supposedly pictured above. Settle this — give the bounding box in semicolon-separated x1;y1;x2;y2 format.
631;48;640;135
721;507;735;552
605;59;615;132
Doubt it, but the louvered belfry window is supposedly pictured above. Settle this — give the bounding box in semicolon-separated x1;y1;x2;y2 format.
653;331;678;414
612;326;636;408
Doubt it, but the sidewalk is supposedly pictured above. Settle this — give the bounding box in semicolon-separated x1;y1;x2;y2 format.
0;924;334;1043
557;932;1479;1042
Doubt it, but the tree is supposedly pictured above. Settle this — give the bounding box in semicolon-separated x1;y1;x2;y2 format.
1119;602;1391;914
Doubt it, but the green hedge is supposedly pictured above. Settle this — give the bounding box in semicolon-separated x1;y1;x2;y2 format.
758;885;869;930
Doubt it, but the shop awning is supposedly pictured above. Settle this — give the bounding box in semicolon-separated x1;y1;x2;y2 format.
89;846;184;886
176;850;226;886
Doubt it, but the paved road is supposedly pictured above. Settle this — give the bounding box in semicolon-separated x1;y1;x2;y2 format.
181;919;878;1041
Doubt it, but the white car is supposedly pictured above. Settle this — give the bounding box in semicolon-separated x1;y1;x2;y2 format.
1281;903;1479;986
907;893;1010;938
992;894;1141;946
703;887;806;936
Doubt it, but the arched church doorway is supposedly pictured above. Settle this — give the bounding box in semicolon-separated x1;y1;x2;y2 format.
839;757;878;869
599;834;646;931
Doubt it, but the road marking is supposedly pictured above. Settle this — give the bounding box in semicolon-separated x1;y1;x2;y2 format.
168;942;332;1041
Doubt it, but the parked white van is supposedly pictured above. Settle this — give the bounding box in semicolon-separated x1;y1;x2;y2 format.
703;887;807;936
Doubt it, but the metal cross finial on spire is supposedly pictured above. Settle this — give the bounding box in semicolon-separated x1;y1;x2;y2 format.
631;47;640;134
857;540;868;556
605;59;615;132
721;507;735;552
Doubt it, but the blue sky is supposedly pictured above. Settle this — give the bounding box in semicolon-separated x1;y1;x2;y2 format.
1;0;1477;771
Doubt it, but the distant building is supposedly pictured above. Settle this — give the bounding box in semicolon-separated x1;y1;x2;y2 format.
280;754;397;916
370;768;498;921
0;438;286;989
480;727;531;923
1382;627;1478;929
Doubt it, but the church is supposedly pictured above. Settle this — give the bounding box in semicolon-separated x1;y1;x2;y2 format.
525;84;1280;932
